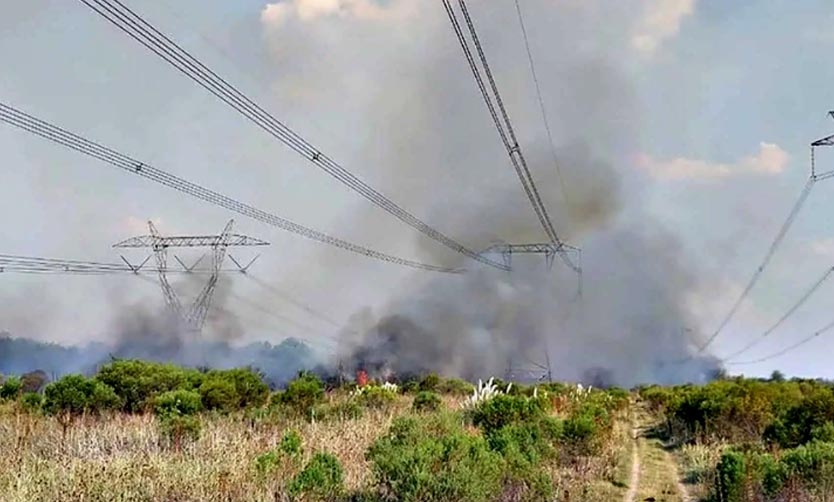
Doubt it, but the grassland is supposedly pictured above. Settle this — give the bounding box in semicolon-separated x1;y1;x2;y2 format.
0;365;635;502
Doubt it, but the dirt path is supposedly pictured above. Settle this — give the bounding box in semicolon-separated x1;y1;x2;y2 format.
624;423;641;502
628;403;688;502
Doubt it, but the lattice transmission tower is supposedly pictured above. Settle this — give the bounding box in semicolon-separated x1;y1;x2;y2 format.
114;219;269;335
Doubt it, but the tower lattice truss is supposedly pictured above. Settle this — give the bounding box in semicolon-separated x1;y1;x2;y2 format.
114;219;269;334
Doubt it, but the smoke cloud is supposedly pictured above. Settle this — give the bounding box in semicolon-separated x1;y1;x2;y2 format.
1;1;724;387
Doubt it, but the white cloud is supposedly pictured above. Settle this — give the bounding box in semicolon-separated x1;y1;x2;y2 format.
260;0;410;26
637;142;789;181
631;0;695;56
810;238;834;260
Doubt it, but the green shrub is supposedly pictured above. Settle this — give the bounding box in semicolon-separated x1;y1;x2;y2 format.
0;375;22;400
471;394;549;435
288;452;344;501
764;389;834;448
357;386;397;409
281;429;303;456
96;359;203;412
275;372;325;417
20;392;43;413
198;378;238;412
367;415;504;502
811;422;834;443
412;391;442;412
714;450;746;502
400;379;419;394
487;416;562;465
780;440;834;484
254;429;304;479
418;373;440;392
154;389;202;417
199;368;268;411
255;450;280;477
43;374;121;417
562;413;601;455
436;378;474;396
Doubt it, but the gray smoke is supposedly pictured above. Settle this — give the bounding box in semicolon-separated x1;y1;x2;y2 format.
337;138;721;386
1;1;724;386
327;43;720;385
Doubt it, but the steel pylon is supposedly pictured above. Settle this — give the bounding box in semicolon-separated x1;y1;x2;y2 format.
114;219;268;335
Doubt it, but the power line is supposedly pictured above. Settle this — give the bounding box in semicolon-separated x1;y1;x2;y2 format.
442;0;577;272
0;253;240;275
512;0;569;208
247;275;343;330
725;317;834;366
696;178;816;353
76;0;507;272
721;265;834;362
225;289;339;344
0;102;459;273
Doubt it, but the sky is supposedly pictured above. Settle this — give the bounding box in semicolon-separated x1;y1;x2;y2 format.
2;0;834;380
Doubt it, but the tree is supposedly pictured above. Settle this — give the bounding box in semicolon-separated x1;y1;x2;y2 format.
770;370;786;383
43;375;121;432
0;375;22;400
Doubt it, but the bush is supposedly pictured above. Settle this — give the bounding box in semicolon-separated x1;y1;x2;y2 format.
709;442;834;500
275;372;325;417
562;413;600;455
714;450;746;502
43;374;121;417
436;378;475;396
487;416;563;465
418;373;440;392
20;392;43;413
357;386;397;409
96;360;203;413
367;415;504;502
0;375;22;400
281;429;303;456
471;394;549;436
412;391;442;412
255;450;281;477
199;368;269;411
765;389;834;448
198;378;238;412
153;389;202;417
780;440;834;484
287;452;344;501
255;429;303;478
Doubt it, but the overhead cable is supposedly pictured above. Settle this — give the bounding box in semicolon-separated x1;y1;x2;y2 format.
512;0;570;207
77;0;507;271
697;178;816;353
442;0;576;272
0;103;459;273
725;318;834;366
721;265;834;362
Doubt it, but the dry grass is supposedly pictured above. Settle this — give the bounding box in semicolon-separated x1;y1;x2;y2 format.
0;393;633;501
0;396;407;502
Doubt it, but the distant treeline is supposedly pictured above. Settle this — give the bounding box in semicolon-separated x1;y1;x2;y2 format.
0;333;319;387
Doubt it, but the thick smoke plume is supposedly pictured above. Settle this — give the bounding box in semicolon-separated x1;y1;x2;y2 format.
335;140;721;386
320;18;722;386
1;1;724;387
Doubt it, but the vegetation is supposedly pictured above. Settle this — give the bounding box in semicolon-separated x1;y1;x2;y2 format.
641;376;834;501
14;360;834;501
